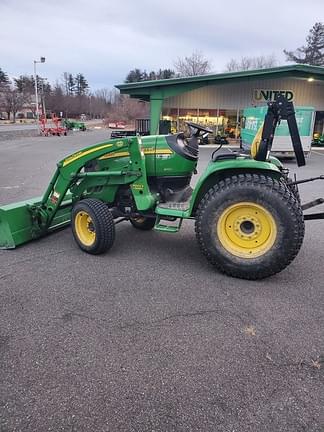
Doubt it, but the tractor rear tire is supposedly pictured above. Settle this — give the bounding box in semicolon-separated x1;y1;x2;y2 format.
195;173;304;280
130;216;156;230
286;178;301;203
72;198;115;254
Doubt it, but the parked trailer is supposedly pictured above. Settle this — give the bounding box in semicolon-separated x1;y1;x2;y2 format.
241;106;315;157
39;114;67;136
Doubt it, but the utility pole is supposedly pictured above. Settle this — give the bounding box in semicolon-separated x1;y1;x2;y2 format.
33;56;45;133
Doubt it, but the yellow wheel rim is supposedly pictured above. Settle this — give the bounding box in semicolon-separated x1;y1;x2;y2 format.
217;202;277;258
74;211;96;246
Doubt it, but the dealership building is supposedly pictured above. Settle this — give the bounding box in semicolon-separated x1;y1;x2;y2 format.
116;64;324;140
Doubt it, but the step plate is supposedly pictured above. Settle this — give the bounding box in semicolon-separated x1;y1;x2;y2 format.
157;201;190;211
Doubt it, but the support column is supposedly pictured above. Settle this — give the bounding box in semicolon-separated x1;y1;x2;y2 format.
235;107;240;140
150;97;164;135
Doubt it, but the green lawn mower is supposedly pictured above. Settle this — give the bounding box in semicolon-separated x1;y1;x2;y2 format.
63;119;86;131
1;95;323;279
312;133;324;146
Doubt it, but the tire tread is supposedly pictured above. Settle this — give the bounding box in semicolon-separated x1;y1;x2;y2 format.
72;198;115;254
195;173;304;280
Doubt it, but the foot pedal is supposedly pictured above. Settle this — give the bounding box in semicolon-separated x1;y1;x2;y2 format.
154;215;183;233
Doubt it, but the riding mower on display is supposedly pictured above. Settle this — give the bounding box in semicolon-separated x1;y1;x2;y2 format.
312;133;324;146
63;119;87;132
1;95;323;279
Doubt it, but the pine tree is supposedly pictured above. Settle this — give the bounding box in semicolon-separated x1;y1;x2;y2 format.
125;68;175;82
125;69;145;83
14;75;35;94
75;73;89;96
0;67;9;84
284;22;324;66
156;69;175;79
62;72;76;96
148;71;156;80
68;74;75;95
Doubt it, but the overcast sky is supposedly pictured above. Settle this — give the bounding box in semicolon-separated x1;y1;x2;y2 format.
0;0;322;91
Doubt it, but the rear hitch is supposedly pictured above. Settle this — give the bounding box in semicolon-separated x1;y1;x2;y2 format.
290;175;324;186
288;175;324;221
302;198;324;221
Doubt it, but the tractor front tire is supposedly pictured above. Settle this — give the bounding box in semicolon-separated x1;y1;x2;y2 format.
130;216;156;230
195;173;304;280
72;198;115;254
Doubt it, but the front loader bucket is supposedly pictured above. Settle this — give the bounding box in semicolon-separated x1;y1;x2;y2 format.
1;136;142;250
0;197;71;249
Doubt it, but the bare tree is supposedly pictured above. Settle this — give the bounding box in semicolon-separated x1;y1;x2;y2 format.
1;68;149;122
46;83;63;114
254;55;277;69
90;88;113;118
13;75;48;117
174;51;212;77
225;55;277;72
0;83;9;117
95;88;114;104
103;94;149;124
2;86;25;122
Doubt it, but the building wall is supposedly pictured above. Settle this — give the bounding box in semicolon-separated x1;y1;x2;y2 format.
163;78;324;111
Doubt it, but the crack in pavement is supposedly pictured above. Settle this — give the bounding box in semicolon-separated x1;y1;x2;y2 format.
0;249;70;272
119;308;223;330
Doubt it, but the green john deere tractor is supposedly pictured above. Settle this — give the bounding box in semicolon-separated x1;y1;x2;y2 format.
1;95;323;279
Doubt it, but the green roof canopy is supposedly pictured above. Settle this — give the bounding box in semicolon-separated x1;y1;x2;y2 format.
116;64;324;101
116;64;324;134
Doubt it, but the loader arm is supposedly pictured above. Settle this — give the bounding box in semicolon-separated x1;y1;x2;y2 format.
0;136;154;249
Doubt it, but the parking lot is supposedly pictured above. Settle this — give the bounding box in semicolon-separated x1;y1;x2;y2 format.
0;131;323;432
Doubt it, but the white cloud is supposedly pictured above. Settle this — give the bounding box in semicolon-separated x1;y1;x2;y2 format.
0;0;322;89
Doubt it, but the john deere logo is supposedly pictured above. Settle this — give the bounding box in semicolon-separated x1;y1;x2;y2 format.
253;89;294;102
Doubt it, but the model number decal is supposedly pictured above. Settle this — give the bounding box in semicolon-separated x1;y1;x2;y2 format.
131;183;144;190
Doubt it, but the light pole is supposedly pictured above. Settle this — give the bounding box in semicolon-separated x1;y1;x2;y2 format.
40;78;47;120
33;56;45;132
89;95;92;119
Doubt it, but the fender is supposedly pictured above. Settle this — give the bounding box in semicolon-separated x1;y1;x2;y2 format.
187;156;283;217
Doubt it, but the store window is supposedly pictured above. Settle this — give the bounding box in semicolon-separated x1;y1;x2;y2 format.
314;111;324;135
312;111;324;144
162;107;242;143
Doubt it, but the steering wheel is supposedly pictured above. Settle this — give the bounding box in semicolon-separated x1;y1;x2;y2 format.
185;121;213;135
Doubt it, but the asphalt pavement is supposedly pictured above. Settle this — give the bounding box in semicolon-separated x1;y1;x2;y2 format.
0;119;103;133
0;123;37;132
0;131;323;432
